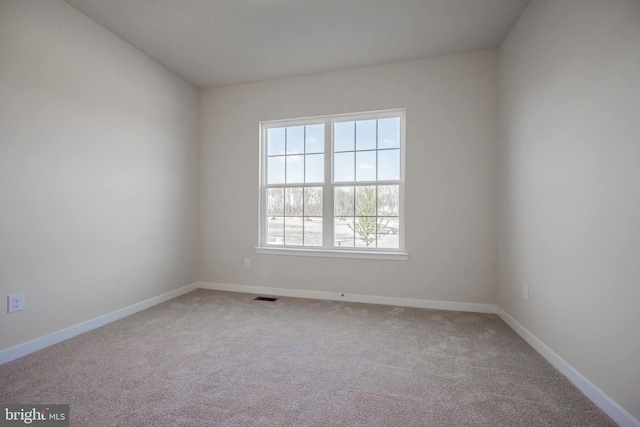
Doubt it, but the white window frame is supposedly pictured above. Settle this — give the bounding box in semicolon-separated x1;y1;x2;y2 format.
256;109;408;260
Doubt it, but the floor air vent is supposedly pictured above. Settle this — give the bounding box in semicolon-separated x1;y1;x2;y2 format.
254;296;278;302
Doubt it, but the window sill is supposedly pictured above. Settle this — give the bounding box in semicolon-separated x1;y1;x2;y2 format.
254;247;408;261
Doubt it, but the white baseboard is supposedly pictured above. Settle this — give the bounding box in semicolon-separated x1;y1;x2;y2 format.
497;307;639;427
0;282;199;365
197;282;497;314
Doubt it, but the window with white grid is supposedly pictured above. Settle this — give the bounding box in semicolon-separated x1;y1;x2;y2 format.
259;109;405;258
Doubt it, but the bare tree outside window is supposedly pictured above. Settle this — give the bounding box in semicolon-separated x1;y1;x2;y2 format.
347;186;389;247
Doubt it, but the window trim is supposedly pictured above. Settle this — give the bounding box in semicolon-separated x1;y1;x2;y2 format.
255;246;408;261
258;109;406;259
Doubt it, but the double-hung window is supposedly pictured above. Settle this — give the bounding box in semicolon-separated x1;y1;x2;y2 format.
258;109;406;259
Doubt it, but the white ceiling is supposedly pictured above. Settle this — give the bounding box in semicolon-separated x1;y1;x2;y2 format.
64;0;531;88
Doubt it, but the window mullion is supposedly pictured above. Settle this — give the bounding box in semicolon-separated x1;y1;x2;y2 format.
260;126;267;246
323;119;333;249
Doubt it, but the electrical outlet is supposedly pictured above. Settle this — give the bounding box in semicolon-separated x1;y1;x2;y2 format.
244;258;251;268
522;283;529;301
8;292;25;313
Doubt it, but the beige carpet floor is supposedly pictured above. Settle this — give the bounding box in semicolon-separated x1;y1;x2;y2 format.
0;289;616;426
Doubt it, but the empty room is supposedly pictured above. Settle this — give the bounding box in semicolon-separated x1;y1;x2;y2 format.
1;0;638;425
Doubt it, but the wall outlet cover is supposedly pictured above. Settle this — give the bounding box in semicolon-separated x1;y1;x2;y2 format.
8;292;25;313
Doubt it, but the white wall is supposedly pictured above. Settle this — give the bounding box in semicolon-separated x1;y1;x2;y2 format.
200;50;499;304
0;0;200;351
498;0;640;421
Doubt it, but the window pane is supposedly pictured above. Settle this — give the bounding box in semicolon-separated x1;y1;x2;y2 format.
303;217;322;246
334;186;354;217
304;187;323;216
305;154;324;183
378;117;400;149
334;152;354;182
284;217;303;245
378;149;400;181
285;187;303;216
267;127;286;156
356;119;376;151
377;185;399;216
334;121;354;152
267;188;284;216
356;151;376;182
353;217;378;248
286;155;304;183
286;126;304;154
355;186;376;217
266;216;284;245
377;217;400;249
334;218;354;247
267;156;285;184
305;124;324;154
